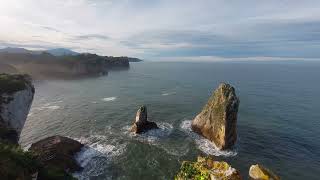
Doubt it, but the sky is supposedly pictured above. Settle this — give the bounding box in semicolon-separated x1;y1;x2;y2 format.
0;0;320;61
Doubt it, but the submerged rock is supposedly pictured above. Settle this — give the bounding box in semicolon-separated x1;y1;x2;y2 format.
130;105;158;133
249;164;280;180
175;156;242;180
30;135;84;173
192;83;239;150
0;74;34;144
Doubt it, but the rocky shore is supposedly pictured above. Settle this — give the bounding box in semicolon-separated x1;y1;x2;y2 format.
0;74;280;180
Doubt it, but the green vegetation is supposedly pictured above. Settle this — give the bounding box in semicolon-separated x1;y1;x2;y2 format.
0;142;40;179
0;142;77;180
0;123;18;144
39;165;77;180
175;161;209;180
0;74;29;94
175;157;241;180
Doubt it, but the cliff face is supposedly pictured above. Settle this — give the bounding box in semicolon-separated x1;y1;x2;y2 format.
0;74;34;143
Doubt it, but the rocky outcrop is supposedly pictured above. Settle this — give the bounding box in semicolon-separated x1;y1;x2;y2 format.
0;74;34;144
192;83;239;150
175;156;242;180
130;105;158;133
30;135;84;173
249;164;280;180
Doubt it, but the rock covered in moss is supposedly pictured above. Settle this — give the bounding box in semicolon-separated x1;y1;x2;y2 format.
30;136;84;173
249;164;280;180
130;105;158;133
175;156;242;180
192;83;239;150
0;74;34;144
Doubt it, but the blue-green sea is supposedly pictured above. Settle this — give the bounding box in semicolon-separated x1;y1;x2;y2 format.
20;61;320;179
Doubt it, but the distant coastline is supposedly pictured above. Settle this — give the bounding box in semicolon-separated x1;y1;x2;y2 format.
0;47;143;79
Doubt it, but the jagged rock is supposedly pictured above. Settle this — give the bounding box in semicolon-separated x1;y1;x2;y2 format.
192;83;239;150
175;156;242;180
130;106;158;133
30;135;84;173
0;74;34;144
249;164;280;180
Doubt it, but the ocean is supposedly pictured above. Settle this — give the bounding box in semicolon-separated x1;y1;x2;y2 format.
20;61;320;179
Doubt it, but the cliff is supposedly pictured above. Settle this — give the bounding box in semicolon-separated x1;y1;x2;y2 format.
0;52;130;79
0;74;34;144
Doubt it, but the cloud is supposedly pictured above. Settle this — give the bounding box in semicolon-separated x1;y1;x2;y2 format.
153;56;319;62
41;26;61;33
0;0;320;59
73;34;110;41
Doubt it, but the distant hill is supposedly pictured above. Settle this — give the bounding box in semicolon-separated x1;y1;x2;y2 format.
0;47;41;54
0;47;78;56
45;48;79;56
0;52;130;79
0;47;142;61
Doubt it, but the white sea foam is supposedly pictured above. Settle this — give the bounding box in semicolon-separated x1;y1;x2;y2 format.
122;122;186;156
161;92;176;96
123;122;173;144
32;105;60;111
46;105;60;110
31;100;62;112
73;135;127;180
101;97;117;102
180;120;237;157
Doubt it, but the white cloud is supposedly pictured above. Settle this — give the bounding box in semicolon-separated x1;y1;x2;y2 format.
0;0;320;59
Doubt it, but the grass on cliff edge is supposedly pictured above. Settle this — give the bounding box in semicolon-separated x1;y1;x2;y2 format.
0;142;76;180
0;142;40;179
0;74;29;94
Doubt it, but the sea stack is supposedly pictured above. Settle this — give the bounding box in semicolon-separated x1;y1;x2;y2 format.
130;105;158;133
192;83;239;150
0;74;35;143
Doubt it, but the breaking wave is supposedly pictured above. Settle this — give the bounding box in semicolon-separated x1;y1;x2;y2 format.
180;120;237;157
123;122;174;144
161;91;176;96
101;97;117;102
73;135;127;180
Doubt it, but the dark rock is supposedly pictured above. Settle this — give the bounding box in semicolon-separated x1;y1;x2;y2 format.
130;106;158;134
192;83;240;150
30;135;83;173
